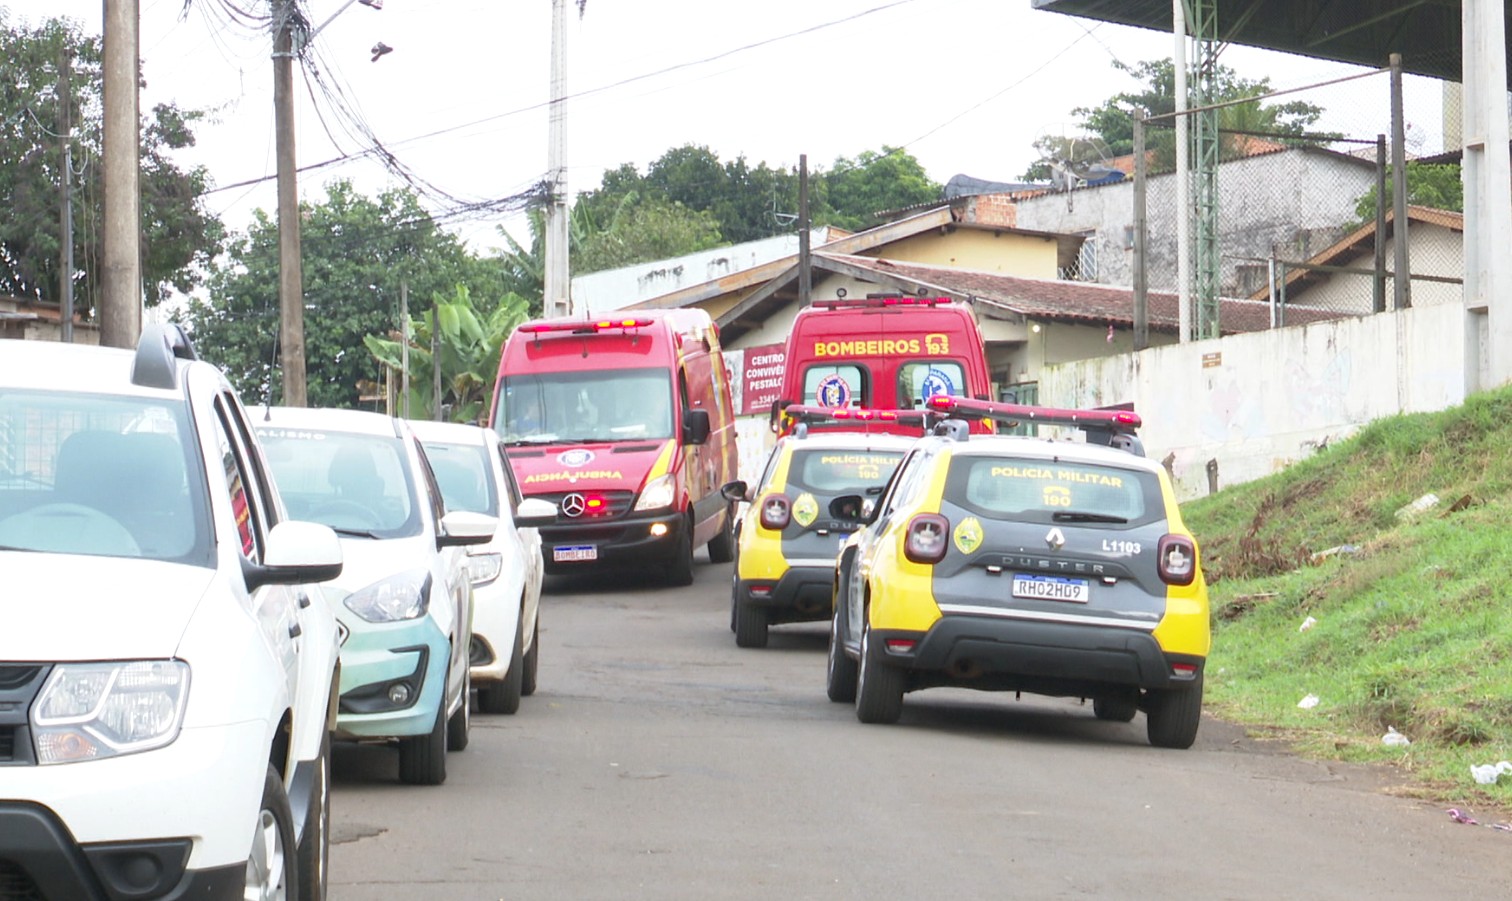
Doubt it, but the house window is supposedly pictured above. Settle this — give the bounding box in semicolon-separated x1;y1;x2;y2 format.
1061;233;1099;282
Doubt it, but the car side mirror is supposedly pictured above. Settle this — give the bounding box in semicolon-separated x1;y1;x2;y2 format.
720;480;749;504
514;497;557;529
438;510;497;548
683;408;711;445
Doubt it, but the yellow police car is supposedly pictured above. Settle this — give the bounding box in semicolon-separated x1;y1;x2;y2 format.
720;408;923;648
826;396;1210;749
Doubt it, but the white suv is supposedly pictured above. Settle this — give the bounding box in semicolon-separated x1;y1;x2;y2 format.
0;325;345;900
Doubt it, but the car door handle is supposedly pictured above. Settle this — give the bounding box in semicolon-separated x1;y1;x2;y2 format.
296;591;311;609
288;622;302;639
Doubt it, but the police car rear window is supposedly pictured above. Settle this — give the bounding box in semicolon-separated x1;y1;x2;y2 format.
788;449;904;495
944;456;1163;526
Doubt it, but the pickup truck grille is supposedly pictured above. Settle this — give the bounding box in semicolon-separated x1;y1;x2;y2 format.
0;665;47;766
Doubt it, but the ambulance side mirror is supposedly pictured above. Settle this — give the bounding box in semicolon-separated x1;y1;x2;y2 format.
683;409;711;445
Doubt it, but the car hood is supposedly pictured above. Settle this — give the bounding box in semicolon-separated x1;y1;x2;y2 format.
326;533;439;595
0;552;213;660
506;440;670;496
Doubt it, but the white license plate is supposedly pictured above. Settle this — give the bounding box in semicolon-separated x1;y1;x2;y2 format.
553;545;597;563
1011;573;1090;603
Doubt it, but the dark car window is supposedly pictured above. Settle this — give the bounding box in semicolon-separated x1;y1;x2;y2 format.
788;449;904;495
945;456;1163;526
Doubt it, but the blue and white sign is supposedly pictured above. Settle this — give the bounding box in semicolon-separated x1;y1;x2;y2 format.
557;448;595;467
816;374;853;408
921;368;956;399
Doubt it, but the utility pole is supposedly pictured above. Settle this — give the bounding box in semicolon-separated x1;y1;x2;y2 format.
101;0;140;348
431;294;442;421
543;0;571;318
274;0;308;406
400;280;410;419
58;45;74;344
798;154;811;306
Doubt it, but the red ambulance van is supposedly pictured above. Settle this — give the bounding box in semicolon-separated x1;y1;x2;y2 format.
773;294;993;435
490;309;738;586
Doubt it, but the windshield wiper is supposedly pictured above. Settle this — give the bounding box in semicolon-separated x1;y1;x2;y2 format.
332;527;383;539
504;435;561;447
1052;511;1128;524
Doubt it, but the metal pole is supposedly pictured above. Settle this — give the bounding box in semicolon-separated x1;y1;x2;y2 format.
1173;0;1191;342
400;280;410;419
1374;134;1387;313
58;45;74;343
1390;53;1411;310
1132;110;1148;350
798;153;811;307
101;0;141;348
274;0;307;405
543;0;571;318
1268;248;1277;328
431;295;442;421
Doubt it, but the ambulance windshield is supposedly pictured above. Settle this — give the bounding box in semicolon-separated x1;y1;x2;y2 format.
497;368;675;444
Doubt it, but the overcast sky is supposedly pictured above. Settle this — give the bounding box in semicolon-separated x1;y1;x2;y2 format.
6;0;1447;253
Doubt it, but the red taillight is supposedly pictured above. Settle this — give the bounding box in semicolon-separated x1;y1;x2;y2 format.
904;513;950;564
885;638;917;654
1158;534;1197;585
1171;662;1198;679
759;494;791;531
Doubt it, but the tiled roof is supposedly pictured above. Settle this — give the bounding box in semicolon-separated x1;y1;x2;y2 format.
820;254;1351;335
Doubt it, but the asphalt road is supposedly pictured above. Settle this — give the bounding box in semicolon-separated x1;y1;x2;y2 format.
328;553;1512;900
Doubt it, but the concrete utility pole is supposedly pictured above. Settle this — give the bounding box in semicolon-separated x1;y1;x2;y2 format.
1172;0;1190;344
101;0;141;348
543;0;571;318
798;154;811;307
58;45;75;344
274;0;308;406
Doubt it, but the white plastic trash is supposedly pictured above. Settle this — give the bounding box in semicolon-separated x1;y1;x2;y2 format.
1297;693;1320;709
1382;726;1411;747
1299;616;1318;633
1470;761;1512;785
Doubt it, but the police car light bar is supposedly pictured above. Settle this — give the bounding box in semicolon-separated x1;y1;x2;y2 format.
925;395;1142;431
811;296;952;310
783;405;929;424
518;317;653;335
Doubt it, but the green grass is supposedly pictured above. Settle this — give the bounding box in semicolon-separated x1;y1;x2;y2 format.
1182;386;1512;815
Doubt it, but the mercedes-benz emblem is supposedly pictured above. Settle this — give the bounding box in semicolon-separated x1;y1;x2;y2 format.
1045;527;1066;551
561;493;587;518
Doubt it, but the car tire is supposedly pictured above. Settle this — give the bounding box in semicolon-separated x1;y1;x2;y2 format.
246;765;297;900
1093;694;1139;723
1146;677;1204;749
296;732;331;901
447;669;471;750
479;621;524;715
398;703;447;785
733;598;768;648
706;503;735;563
826;608;857;703
855;621;905;724
521;613;540;698
667;517;695;587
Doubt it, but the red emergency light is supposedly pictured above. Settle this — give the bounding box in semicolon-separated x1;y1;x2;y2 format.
783;405;929;425
812;295;952;310
926;395;1142;430
518;317;652;335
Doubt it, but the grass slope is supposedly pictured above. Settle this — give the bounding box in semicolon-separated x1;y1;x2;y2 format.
1181;385;1512;813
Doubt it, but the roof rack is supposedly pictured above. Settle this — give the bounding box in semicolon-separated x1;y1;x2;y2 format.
781;405;930;438
132;323;199;390
925;395;1145;456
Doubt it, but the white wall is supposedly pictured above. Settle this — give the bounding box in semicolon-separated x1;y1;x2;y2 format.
1039;302;1467;500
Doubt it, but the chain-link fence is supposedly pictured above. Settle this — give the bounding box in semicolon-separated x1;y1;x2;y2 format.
1013;54;1464;338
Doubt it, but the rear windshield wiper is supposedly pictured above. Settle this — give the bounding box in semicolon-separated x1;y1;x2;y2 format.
1051;511;1128;524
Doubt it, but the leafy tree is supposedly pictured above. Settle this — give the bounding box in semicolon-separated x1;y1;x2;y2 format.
364;285;532;423
1353;162;1464;225
820;147;941;231
573;194;723;274
0;12;223;312
185;180;507;409
1022;58;1328;178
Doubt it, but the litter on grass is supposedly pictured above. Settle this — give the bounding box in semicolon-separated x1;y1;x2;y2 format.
1382;726;1411;747
1470;761;1512;785
1297;693;1320;709
1298;615;1318;633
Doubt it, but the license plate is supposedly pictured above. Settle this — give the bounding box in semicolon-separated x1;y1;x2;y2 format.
1011;573;1090;603
553;545;597;563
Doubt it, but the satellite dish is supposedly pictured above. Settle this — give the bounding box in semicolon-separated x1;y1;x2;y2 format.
1034;132;1119;193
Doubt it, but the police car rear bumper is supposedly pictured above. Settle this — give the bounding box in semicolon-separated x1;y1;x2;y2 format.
873;615;1204;695
538;512;687;571
737;566;833;622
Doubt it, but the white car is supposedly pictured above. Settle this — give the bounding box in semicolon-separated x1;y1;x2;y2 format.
409;420;554;714
254;407;496;785
0;325;345;900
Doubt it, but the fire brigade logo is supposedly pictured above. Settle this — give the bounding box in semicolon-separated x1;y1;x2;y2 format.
561;493;587;518
816;374;852;408
558;449;595;467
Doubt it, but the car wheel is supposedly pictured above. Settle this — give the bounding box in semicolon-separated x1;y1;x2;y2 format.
398;703;447;785
1093;693;1139;723
855;621;905;724
706;503;735;563
521;613;540;697
667;517;695;587
733;597;768;648
296;731;331;901
246;765;296;901
1146;677;1204;749
479;616;524;715
447;669;471;750
826;608;858;703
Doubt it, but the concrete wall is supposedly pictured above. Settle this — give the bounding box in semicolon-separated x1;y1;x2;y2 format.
1013;149;1375;296
1039;302;1467;500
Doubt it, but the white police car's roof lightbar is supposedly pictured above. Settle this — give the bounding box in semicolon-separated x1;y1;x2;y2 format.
925;395;1141;431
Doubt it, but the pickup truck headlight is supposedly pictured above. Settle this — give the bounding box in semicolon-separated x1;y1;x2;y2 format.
344;568;433;622
32;661;190;764
634;474;676;512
